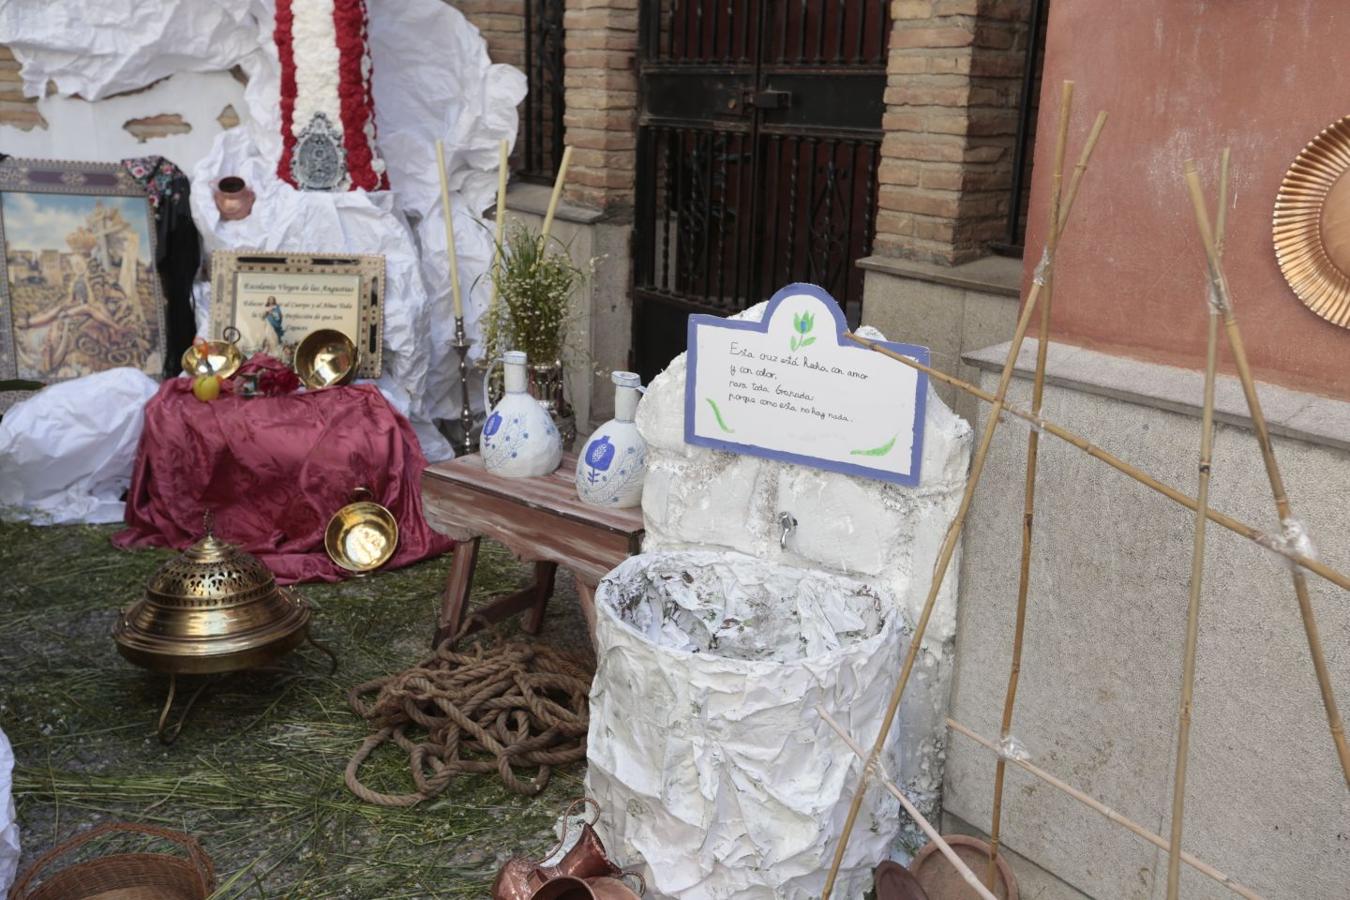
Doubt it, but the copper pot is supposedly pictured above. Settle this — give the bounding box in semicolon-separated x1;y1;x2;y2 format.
530;877;595;900
584;877;642;899
214;176;255;221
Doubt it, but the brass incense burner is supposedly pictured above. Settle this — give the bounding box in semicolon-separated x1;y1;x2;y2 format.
114;517;333;742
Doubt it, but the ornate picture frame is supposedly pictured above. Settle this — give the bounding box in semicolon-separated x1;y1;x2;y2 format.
0;157;168;385
209;251;385;378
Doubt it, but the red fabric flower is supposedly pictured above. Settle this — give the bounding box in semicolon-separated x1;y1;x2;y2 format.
236;354;302;396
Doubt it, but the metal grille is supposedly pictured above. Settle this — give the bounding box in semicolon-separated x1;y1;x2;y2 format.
993;0;1050;256
520;0;566;181
633;0;887;382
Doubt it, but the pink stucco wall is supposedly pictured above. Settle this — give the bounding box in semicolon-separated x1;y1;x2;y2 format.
1023;0;1350;399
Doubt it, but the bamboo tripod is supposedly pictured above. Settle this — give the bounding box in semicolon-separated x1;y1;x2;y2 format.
819;82;1350;898
983;78;1074;892
819;85;1109;898
1162;151;1229;900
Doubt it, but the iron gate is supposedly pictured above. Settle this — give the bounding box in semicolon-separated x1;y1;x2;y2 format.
520;0;566;181
632;0;889;382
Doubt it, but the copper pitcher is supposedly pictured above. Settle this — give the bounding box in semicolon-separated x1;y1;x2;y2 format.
492;827;621;899
535;824;622;882
492;799;626;900
492;858;543;900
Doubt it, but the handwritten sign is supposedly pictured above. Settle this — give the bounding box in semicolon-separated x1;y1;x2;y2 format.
685;283;928;486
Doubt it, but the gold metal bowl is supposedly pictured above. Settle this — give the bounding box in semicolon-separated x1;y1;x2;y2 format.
294;329;358;390
181;327;244;380
325;497;398;574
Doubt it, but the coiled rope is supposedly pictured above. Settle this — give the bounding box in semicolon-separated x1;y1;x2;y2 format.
345;626;593;805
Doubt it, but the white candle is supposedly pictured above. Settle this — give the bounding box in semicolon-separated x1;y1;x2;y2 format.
435;139;464;319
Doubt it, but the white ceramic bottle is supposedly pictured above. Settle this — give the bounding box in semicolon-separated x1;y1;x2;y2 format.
575;371;647;508
481;351;563;478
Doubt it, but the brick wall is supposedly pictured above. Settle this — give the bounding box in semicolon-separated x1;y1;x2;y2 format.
561;0;637;214
452;0;527;69
0;47;46;131
876;0;1032;264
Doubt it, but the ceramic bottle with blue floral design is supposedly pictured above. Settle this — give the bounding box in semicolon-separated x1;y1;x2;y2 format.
575;371;647;508
481;351;563;478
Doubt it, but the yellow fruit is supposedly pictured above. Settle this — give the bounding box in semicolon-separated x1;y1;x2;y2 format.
192;374;222;402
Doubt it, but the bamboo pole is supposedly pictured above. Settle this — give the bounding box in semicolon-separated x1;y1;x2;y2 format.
1165;152;1229;900
986;79;1073;891
841;333;1350;593
435;140;464;319
1183;166;1350;787
946;718;1266;900
489;138;509;310
540;145;574;244
820;96;1108;899
816;708;999;900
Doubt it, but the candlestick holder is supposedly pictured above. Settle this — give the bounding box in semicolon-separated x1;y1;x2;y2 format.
452;316;476;456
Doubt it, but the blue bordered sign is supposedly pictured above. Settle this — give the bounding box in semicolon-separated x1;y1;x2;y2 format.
684;283;929;486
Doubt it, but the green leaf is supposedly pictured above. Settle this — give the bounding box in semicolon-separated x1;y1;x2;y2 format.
800;336;815;347
706;397;734;433
850;433;898;457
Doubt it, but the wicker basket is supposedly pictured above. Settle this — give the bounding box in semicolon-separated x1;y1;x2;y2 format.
9;822;215;900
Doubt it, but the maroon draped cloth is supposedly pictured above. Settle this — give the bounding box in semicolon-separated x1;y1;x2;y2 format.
114;379;451;583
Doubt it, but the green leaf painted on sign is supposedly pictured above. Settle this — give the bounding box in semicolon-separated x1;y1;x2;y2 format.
706;397;734;433
850;433;897;457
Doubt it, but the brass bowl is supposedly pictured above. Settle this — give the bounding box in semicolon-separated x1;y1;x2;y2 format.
113;530;311;675
294;329;358;390
181;328;244;380
324;500;398;573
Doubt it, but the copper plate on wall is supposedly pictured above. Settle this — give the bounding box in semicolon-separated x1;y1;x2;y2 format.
1273;115;1350;328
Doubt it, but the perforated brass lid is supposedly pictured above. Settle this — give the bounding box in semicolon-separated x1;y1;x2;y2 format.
114;524;310;675
145;532;275;604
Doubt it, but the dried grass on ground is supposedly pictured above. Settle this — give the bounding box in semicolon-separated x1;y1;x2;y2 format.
1;521;592;898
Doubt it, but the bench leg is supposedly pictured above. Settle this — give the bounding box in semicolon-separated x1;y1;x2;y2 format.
576;579;599;645
435;536;481;647
522;562;558;634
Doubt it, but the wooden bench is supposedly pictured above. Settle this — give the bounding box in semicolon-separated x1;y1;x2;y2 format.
421;452;644;647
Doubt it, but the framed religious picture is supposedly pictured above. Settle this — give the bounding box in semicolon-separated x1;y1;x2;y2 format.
209;251;384;378
0;157;168;384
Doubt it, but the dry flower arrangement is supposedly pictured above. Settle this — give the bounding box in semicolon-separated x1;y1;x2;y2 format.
481;221;590;365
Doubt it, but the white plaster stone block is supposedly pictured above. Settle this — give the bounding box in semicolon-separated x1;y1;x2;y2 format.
634;300;974;856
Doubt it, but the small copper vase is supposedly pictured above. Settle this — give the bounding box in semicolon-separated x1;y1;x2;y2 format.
214;176;255;221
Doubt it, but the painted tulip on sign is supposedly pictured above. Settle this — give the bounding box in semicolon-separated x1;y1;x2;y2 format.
576;372;647;508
